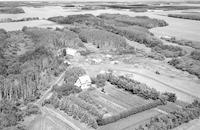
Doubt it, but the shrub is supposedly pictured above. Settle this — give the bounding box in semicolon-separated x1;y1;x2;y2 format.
64;66;86;85
53;83;82;97
190;50;200;61
0;100;24;129
92;74;108;88
25;104;41;116
162;92;177;103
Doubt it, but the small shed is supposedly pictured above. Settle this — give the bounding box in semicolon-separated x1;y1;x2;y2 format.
91;58;102;64
65;48;78;56
74;75;92;90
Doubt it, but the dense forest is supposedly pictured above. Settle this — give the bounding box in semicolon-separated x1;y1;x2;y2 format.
0;27;88;129
49;14;186;58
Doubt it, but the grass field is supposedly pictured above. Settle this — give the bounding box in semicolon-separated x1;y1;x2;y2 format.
104;83;151;108
90;90;127;115
157;102;181;113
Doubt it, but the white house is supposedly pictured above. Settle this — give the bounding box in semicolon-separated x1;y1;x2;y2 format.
74;75;92;90
57;48;79;57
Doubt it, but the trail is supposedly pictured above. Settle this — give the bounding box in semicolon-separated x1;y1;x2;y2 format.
35;71;66;105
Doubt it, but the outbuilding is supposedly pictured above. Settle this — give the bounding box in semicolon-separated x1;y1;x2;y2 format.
74;75;92;90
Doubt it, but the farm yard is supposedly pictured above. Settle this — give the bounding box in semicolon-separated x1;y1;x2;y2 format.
1;1;200;130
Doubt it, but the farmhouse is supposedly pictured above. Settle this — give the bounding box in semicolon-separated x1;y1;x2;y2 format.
57;47;79;57
74;75;92;89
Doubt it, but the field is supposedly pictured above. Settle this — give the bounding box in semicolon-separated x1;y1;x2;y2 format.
168;13;200;21
98;109;162;130
1;1;200;130
88;83;151;115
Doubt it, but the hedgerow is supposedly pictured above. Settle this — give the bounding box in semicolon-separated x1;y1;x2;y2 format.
59;96;98;128
78;92;103;109
107;74;176;102
68;95;103;120
136;100;200;130
97;100;164;125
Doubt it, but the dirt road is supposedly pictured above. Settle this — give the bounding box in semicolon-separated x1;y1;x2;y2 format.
36;71;66;105
82;63;200;103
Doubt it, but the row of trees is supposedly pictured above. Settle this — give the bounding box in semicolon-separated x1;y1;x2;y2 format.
0;71;40;102
106;74;177;102
53;83;82;98
168;57;200;79
136;100;200;130
60;97;98;128
97;100;164;126
44;93;99;129
78;92;104;110
98;14;168;29
68;95;104;120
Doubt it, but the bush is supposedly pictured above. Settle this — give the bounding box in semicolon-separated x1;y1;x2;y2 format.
53;83;82;97
162;92;177;103
0;100;24;129
92;74;108;88
190;50;200;61
25;104;41;116
64;66;86;85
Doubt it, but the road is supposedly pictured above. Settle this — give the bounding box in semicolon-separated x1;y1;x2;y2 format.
82;63;200;103
30;71;82;130
35;71;66;105
115;68;200;101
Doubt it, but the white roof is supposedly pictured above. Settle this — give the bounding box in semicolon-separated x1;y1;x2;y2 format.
66;48;77;56
74;75;91;89
92;58;102;63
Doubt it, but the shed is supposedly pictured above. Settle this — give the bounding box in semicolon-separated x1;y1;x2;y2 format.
74;75;92;89
65;48;78;56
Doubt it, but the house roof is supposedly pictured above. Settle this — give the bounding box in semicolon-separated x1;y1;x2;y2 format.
66;48;77;56
74;75;91;87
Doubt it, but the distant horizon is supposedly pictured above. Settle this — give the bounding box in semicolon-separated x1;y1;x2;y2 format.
0;0;199;2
